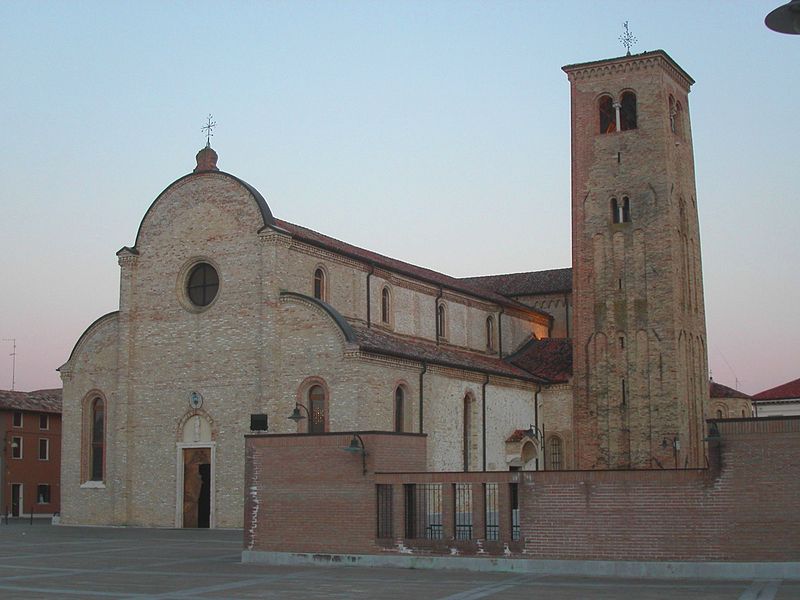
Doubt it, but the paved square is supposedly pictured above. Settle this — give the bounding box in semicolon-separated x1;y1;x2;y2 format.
0;523;797;599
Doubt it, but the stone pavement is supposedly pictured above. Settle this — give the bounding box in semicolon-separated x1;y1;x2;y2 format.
0;523;797;599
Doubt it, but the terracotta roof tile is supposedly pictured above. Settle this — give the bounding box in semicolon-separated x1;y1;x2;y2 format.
753;377;800;402
709;381;751;400
506;338;573;383
0;389;62;414
461;268;572;297
351;325;542;381
273;219;545;315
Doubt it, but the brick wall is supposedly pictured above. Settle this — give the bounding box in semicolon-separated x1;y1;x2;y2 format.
522;417;800;561
245;432;426;554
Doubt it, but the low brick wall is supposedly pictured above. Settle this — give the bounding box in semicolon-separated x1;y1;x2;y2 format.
244;431;426;554
521;417;800;561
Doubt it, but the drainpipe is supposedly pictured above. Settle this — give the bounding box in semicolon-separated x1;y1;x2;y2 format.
418;362;427;433
497;307;505;359
435;287;443;345
482;374;489;472
564;293;570;338
534;384;541;471
542;422;547;471
366;264;374;328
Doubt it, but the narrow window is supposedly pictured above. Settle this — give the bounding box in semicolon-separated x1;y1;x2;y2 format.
91;398;105;481
313;268;325;301
742;410;746;418
619;336;625;349
39;438;49;461
394;386;405;433
454;483;473;540
486;316;495;351
376;484;393;538
620;92;637;131
484;483;500;541
611;197;621;223
716;409;723;419
622;196;631;222
40;414;49;430
669;95;677;134
621;378;627;406
11;436;22;459
548;436;562;470
12;411;22;428
381;287;391;324
599;95;615;133
308;385;326;434
510;483;520;540
37;484;51;504
436;303;446;339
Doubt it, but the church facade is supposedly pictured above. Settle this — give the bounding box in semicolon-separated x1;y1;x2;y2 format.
59;49;708;528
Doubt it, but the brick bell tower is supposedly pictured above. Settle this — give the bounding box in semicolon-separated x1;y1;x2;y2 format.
563;50;709;469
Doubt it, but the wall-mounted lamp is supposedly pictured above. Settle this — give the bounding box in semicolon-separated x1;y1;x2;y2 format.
287;403;309;424
342;433;367;476
524;424;543;443
703;422;722;442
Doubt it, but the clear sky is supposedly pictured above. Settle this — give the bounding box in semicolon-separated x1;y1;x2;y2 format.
1;1;797;395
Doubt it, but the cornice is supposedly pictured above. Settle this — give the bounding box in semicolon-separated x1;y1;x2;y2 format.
563;51;694;91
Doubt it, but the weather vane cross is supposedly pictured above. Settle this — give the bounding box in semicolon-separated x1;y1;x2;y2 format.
619;21;637;56
201;114;217;148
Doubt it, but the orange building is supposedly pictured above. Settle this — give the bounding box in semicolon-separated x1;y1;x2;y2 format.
0;389;62;519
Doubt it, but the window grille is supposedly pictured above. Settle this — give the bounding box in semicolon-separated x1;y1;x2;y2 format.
484;483;499;541
404;484;443;540
454;483;473;540
510;483;520;541
376;485;393;538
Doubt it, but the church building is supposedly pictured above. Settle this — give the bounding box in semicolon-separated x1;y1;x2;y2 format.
59;48;709;528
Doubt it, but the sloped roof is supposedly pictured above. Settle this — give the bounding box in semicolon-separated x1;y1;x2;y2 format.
506;338;573;383
351;325;542;382
461;268;572;297
0;389;62;414
753;377;800;402
272;219;547;317
709;381;751;400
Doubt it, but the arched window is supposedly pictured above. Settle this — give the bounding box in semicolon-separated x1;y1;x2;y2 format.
620;92;637;131
436;303;447;339
486;316;495;351
394;386;405;433
611;196;631;224
308;385;326;434
599;95;615;134
90;398;105;481
313;268;326;301
463;394;473;471
548;436;562;471
716;409;723;419
381;287;391;324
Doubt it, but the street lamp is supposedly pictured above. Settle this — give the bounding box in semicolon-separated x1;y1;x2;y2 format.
287;403;310;424
342;433;367;476
766;0;800;34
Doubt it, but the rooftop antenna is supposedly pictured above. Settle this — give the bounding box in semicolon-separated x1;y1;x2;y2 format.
201;114;217;148
619;21;637;56
2;338;16;391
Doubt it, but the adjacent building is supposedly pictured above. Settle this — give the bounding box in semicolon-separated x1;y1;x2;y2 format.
753;377;800;417
0;389;62;518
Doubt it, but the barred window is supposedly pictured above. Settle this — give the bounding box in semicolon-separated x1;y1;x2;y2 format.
548;436;562;471
308;385;326;434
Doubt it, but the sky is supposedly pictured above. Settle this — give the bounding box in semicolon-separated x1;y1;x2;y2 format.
0;1;797;396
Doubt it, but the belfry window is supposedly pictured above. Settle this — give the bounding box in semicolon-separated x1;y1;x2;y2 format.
599;95;615;134
313;268;326;301
187;263;219;307
308;385;326;434
381;287;391;324
620;92;637;131
612;197;631;224
90;398;104;481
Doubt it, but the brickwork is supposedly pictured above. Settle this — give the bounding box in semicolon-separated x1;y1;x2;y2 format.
521;417;800;561
565;51;708;469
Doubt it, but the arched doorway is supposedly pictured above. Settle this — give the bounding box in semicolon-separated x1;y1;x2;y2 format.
176;413;215;528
